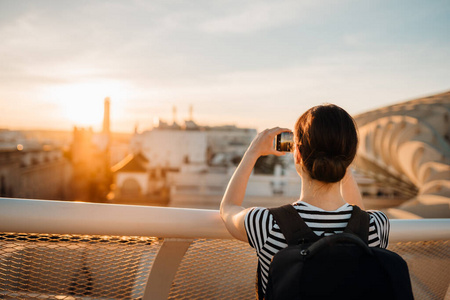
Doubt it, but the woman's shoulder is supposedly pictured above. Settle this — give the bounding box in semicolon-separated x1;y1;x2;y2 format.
366;210;390;226
366;209;390;248
244;207;274;231
245;206;269;219
244;207;275;250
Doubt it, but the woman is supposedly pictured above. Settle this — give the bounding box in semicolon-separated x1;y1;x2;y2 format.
220;104;389;298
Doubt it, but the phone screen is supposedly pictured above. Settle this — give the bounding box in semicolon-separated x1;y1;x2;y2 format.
276;132;294;152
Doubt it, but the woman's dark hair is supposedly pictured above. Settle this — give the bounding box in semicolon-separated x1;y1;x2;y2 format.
294;104;358;183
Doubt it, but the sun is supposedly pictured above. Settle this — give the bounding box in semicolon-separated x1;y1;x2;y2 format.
45;80;129;129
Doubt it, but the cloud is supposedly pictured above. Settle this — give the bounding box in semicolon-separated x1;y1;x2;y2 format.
127;44;450;123
198;0;317;34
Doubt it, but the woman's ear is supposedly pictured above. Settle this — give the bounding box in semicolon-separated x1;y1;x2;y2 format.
294;147;303;177
294;145;301;164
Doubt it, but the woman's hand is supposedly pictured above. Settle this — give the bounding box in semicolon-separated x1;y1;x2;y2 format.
247;127;292;158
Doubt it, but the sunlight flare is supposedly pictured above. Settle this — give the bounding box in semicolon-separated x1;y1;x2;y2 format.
44;80;130;129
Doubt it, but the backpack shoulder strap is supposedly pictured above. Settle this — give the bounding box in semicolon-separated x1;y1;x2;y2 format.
268;204;317;246
344;205;370;244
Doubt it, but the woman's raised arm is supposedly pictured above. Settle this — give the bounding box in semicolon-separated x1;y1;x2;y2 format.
220;127;290;242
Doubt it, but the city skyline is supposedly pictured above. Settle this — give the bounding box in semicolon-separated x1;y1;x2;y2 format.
1;0;449;133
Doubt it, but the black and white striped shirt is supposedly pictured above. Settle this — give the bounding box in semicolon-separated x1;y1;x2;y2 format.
244;202;390;295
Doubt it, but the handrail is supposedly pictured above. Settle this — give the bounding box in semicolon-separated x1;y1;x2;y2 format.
0;198;232;239
1;197;450;242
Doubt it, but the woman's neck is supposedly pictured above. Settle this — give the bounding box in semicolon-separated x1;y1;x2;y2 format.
299;174;346;211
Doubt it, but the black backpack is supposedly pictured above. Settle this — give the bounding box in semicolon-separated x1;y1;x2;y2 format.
257;204;414;300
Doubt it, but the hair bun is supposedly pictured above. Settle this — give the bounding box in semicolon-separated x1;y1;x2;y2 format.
310;154;347;183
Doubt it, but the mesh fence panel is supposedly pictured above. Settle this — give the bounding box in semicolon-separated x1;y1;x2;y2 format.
167;239;257;299
0;233;161;299
388;240;450;300
0;232;449;300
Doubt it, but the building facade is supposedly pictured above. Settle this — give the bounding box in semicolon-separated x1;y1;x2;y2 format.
0;148;71;200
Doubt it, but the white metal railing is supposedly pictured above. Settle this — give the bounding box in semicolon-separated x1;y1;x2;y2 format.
1;197;450;299
1;198;449;242
0;198;231;239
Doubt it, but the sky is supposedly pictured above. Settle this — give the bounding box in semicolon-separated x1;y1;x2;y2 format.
0;0;449;133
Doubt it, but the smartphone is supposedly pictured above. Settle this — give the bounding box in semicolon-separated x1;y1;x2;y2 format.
276;132;294;152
